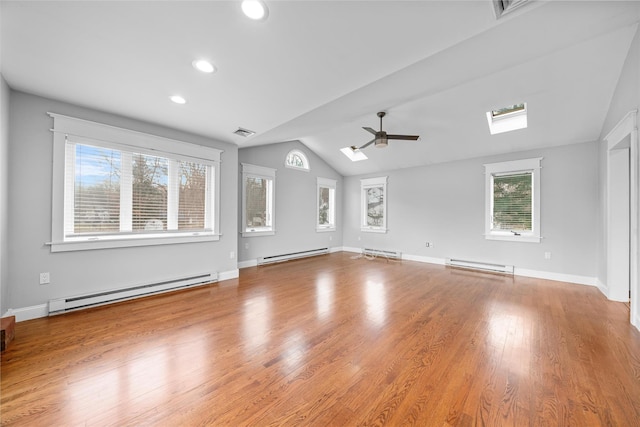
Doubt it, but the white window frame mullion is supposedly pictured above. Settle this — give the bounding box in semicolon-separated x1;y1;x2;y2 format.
167;159;179;230
120;151;133;232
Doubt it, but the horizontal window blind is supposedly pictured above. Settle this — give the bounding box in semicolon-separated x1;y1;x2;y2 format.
492;172;532;231
70;143;121;234
65;139;211;238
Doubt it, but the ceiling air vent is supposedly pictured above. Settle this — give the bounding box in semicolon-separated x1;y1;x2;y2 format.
233;127;256;137
493;0;529;19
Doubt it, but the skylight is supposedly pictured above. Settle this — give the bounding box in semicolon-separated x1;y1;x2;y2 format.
340;146;368;162
486;102;527;135
234;127;256;137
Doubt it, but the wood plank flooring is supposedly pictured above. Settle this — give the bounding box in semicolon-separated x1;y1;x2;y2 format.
2;252;640;426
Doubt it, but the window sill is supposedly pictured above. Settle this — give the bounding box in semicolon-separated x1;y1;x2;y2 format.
48;233;220;252
361;226;387;234
485;233;540;243
241;229;275;237
316;227;336;233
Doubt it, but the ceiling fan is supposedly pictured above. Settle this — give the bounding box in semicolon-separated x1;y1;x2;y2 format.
351;111;420;151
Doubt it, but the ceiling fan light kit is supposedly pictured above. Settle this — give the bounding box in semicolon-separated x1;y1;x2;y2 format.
357;111;419;151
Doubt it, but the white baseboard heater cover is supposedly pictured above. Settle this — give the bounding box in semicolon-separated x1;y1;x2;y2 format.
446;258;514;275
258;248;329;265
48;272;217;315
363;248;402;260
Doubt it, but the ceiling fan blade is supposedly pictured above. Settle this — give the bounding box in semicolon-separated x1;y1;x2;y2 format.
358;138;376;150
363;127;377;135
387;134;420;141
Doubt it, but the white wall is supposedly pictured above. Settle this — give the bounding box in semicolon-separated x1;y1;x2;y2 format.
238;141;343;263
343;142;599;281
5;91;238;317
598;26;640;286
0;74;9;315
597;26;639;328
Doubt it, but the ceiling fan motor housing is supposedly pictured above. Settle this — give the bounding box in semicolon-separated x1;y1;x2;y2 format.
375;132;388;147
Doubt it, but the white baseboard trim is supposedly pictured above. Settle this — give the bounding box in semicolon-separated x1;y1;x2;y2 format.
5;304;49;322
341;246;361;253
218;269;239;281
401;253;446;265
596;278;609;297
379;251;597;287
329;246;342;253
633;313;640;331
514;268;597;287
238;259;258;269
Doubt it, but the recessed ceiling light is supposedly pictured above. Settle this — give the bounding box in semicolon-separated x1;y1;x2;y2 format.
241;0;269;21
340;146;368;162
170;95;186;105
192;59;216;74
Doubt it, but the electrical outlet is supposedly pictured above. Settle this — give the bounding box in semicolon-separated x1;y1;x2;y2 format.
230;251;235;259
39;272;50;285
544;252;552;260
329;235;332;241
244;243;249;249
426;242;434;248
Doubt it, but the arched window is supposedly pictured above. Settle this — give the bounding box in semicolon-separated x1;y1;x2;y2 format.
285;149;309;171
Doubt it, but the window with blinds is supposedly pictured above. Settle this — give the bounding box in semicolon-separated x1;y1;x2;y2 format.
49;112;221;251
491;172;532;231
484;157;541;242
65;139;213;238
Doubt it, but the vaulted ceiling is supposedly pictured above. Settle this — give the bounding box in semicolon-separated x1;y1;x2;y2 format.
2;1;638;176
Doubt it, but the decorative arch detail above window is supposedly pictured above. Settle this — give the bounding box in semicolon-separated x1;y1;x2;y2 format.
285;149;310;171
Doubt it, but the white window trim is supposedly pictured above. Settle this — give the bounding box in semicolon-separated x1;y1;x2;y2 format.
361;176;388;233
316;177;336;232
484;157;542;243
241;163;276;237
284;149;310;172
48;113;222;252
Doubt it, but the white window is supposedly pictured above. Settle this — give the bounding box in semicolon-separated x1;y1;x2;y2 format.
317;177;336;232
242;163;276;237
484;157;542;242
284;149;309;171
49;113;221;252
361;176;387;233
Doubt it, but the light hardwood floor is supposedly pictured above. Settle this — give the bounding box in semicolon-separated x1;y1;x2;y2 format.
2;252;640;426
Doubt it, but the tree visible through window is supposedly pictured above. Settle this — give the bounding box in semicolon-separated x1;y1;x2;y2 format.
132;153;168;231
74;144;121;233
242;163;276;236
492;172;532;231
484;158;541;242
50;112;221;251
317;177;336;231
360;176;387;233
285;149;309;171
69;142;211;236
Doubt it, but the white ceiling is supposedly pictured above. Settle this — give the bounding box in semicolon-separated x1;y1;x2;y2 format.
1;1;639;176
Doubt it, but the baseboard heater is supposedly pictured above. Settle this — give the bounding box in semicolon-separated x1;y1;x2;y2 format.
446;258;514;275
258;248;329;265
48;272;217;315
363;248;402;260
